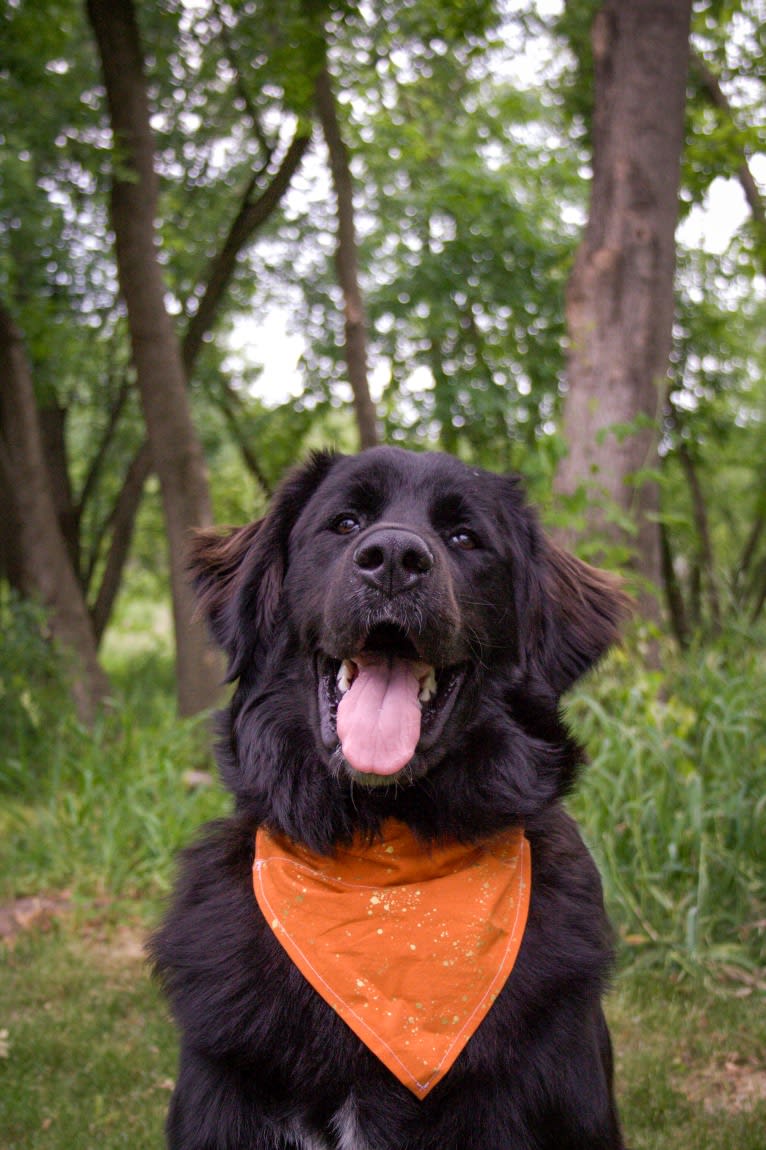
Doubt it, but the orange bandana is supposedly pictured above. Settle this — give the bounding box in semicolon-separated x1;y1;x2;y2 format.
253;820;531;1098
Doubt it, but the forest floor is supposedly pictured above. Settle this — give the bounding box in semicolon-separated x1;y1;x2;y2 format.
2;618;765;1148
1;892;765;1150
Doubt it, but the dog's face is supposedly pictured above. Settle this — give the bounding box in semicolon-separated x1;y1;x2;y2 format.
192;448;629;840
283;448;529;787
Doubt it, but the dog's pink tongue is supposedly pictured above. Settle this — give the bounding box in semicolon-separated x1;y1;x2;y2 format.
337;655;422;776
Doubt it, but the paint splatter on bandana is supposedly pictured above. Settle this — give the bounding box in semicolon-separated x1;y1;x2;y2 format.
253;819;531;1098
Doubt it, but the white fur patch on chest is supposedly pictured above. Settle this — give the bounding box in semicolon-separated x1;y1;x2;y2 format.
291;1098;371;1150
288;1119;331;1150
332;1098;372;1150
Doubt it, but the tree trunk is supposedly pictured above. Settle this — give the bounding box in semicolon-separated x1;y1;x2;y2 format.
736;492;766;608
78;375;132;582
315;64;379;450
659;517;689;648
39;404;80;574
555;0;693;616
0;461;24;590
87;0;221;716
84;128;307;648
0;305;110;724
677;440;721;634
90;439;153;645
751;560;766;624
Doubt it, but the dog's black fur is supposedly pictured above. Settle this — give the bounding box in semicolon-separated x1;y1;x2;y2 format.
151;446;631;1149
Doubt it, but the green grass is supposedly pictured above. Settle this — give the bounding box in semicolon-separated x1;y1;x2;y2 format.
567;635;766;986
1;921;764;1149
1;921;174;1148
0;642;230;905
611;974;766;1148
1;600;765;1147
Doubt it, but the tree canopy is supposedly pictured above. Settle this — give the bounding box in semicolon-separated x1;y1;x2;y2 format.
1;0;765;715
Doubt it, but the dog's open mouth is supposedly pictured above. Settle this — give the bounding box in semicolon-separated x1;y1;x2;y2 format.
317;623;467;783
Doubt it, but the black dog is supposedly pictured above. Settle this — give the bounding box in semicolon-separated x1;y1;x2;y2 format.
151;446;630;1149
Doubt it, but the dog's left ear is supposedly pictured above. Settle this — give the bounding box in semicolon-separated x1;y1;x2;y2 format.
530;542;632;696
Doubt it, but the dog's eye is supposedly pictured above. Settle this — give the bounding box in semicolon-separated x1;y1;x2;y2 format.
331;514;361;536
449;529;478;551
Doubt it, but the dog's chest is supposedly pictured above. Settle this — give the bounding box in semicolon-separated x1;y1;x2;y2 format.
254;820;531;1099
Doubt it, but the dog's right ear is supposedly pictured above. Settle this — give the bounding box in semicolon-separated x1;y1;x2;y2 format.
188;450;340;677
189;519;265;655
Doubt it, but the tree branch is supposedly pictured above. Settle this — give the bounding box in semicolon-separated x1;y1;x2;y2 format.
76;374;131;522
202;380;272;498
89;438;153;644
211;0;275;164
182;125;312;375
691;50;766;243
315;63;379;449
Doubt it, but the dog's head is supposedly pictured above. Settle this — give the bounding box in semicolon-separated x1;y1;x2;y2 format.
191;448;629;841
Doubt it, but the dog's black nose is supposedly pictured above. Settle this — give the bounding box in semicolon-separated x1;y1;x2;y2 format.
353;527;434;597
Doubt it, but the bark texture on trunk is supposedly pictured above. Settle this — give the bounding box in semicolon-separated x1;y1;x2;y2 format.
86;127;307;647
0;461;24;591
555;0;693;608
315;65;379;450
0;305;110;723
87;0;221;715
39;404;80;572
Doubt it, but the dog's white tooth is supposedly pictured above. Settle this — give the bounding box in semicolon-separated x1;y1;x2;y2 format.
418;667;437;703
337;660;355;694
